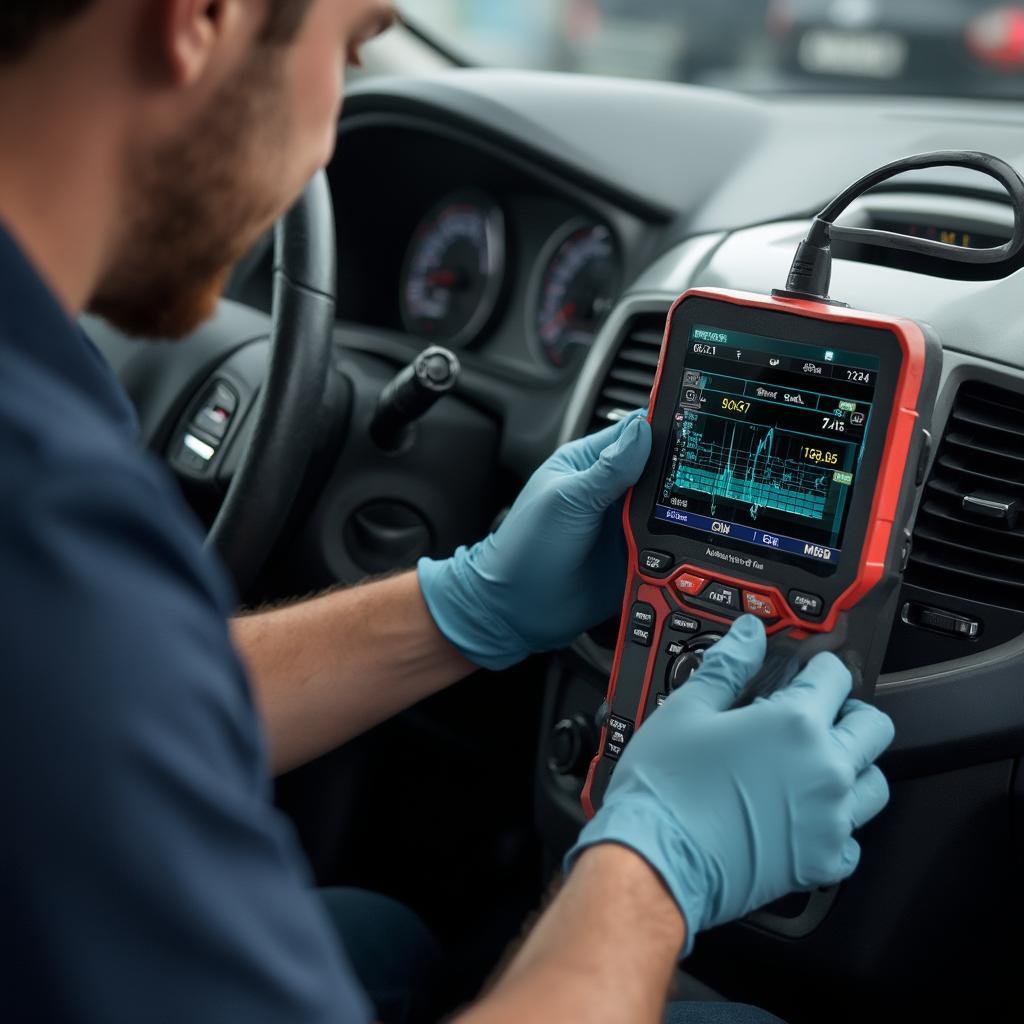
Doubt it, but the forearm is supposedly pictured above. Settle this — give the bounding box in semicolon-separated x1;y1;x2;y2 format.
232;571;475;774
456;845;685;1024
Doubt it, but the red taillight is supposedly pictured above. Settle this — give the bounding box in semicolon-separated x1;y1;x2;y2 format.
966;7;1024;67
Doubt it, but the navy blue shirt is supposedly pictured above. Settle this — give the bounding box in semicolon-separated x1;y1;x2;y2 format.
0;226;372;1023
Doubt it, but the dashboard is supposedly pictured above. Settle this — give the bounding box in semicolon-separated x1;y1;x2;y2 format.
322;70;1024;724
206;68;1024;1018
325;110;663;385
325;72;1024;664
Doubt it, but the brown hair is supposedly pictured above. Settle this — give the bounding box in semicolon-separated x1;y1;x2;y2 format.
0;0;317;62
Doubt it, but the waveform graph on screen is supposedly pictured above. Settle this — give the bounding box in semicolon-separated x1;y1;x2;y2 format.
673;418;836;524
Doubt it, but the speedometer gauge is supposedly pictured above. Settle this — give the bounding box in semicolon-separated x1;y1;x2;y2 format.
400;191;506;348
533;222;621;368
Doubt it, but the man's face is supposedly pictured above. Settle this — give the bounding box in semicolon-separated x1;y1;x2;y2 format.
90;0;394;339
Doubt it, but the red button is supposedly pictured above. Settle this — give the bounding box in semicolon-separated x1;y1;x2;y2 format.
743;591;779;620
675;573;708;596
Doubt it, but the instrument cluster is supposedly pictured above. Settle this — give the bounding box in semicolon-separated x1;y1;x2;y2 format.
398;188;623;370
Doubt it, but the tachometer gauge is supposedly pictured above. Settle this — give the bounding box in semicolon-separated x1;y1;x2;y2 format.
533;222;621;368
400;191;506;347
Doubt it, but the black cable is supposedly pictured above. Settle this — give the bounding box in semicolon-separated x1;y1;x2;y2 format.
775;151;1024;304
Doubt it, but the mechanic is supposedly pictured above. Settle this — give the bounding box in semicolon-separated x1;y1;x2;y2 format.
0;3;896;1023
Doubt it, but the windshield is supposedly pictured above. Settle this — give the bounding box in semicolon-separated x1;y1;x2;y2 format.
400;1;1024;100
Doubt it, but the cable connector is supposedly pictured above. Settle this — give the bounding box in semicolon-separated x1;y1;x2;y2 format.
773;151;1024;307
772;218;844;306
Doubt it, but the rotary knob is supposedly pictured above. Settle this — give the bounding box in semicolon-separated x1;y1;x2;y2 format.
668;651;704;691
666;634;724;692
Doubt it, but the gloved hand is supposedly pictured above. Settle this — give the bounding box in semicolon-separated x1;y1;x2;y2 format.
566;615;895;955
418;412;652;670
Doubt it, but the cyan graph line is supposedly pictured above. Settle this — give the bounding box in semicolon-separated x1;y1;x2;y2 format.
674;422;829;523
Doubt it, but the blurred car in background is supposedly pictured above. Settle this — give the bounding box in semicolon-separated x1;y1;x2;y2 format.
561;0;770;83
765;0;1024;96
401;0;1024;98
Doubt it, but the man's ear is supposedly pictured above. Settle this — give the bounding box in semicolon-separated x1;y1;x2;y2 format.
156;0;233;87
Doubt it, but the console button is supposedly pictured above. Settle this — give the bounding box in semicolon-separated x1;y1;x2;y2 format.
192;382;238;441
630;602;655;628
703;583;740;611
789;590;824;619
179;433;215;473
668;613;700;634
640;549;674;574
743;591;780;620
674;572;708;596
665;639;687;657
914;605;981;639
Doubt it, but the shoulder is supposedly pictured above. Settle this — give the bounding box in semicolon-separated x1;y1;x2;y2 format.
0;373;374;1024
0;344;236;612
0;357;252;757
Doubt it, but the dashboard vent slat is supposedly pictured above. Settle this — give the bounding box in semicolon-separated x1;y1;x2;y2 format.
907;380;1024;610
949;407;1024;449
588;312;668;432
618;347;662;370
919;500;1024;554
933;453;1024;495
609;365;659;390
944;432;1024;470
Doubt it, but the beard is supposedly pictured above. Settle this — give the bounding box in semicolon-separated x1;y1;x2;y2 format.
89;50;289;339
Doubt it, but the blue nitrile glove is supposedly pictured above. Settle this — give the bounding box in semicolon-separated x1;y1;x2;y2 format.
418;412;652;670
566;615;895;955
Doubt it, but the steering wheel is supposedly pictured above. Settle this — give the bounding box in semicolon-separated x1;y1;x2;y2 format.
205;171;337;595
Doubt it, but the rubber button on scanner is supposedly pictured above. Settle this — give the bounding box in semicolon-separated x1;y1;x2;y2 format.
640;549;674;574
789;590;823;618
604;714;634;760
631;602;655;628
629;623;652;647
668;613;700;634
674;573;708;596
630;602;655;647
743;591;779;620
703;583;740;611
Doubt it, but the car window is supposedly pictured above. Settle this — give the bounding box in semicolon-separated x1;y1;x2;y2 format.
400;0;1024;100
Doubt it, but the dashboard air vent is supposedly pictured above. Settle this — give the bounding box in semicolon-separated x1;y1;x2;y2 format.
590;313;668;432
906;381;1024;610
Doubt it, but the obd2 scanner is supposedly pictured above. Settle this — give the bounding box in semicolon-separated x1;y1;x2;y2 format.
584;152;1024;817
